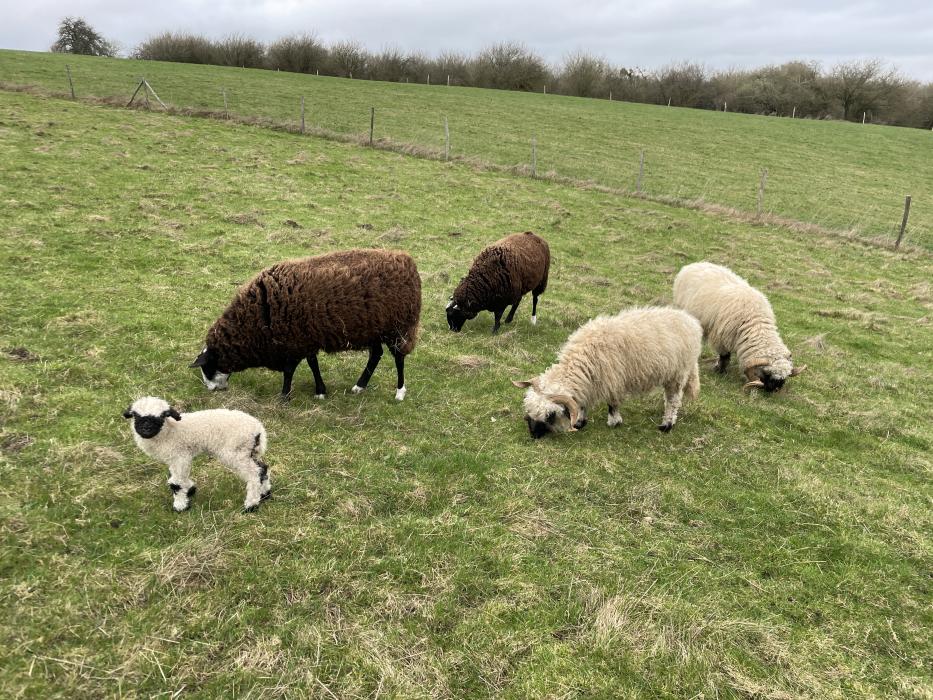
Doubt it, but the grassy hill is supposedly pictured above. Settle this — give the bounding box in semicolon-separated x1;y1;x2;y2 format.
1;49;931;251
1;84;931;697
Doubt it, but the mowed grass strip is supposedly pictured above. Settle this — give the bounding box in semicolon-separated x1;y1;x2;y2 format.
1;48;931;251
0;90;931;698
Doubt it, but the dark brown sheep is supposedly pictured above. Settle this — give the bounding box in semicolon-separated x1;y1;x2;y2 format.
191;249;421;401
446;231;550;334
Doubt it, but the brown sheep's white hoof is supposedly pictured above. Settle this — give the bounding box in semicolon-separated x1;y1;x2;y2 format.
395;386;407;401
351;385;365;394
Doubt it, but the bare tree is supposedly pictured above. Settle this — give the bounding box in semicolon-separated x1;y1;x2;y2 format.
471;42;549;91
51;17;117;57
825;59;905;121
560;52;608;97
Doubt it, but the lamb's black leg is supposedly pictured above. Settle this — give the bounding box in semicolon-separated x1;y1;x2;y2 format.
280;359;301;401
389;346;407;401
306;353;327;397
715;353;731;374
352;343;384;392
505;298;521;323
491;307;505;334
531;294;540;325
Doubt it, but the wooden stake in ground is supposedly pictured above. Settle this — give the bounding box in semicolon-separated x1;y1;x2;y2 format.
609;91;612;101
427;74;430;86
127;79;146;108
65;64;75;99
757;168;769;219
543;85;547;95
792;106;796;119
444;116;450;162
369;107;375;146
222;88;228;118
895;195;912;249
300;96;305;134
143;80;166;109
531;137;537;178
637;150;645;194
863;112;867;124
447;74;450;87
668;97;672;107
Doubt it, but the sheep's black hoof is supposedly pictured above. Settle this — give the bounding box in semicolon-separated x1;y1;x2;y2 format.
573;418;588;430
658;423;673;433
279;393;292;404
243;504;260;513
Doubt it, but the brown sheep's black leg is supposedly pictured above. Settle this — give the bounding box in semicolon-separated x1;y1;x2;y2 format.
505;298;521;323
306;353;327;398
352;343;384;393
715;353;730;374
531;294;540;325
390;347;407;401
280;359;301;402
491;307;505;334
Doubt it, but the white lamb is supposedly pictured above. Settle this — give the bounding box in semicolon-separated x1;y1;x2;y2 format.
673;262;806;392
123;396;271;512
513;307;702;438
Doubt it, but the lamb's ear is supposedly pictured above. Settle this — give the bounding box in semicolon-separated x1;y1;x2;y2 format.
122;407;134;419
789;364;807;377
511;380;534;389
190;350;209;368
168;408;182;421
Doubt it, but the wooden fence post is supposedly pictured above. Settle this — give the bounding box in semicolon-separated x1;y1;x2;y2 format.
637;150;645;194
894;195;912;249
222;88;228;117
531;137;537;178
300;96;305;133
127;78;146;108
792;105;796;119
757;169;768;219
369;106;375;146
65;64;75;99
143;80;166;109
444;116;450;162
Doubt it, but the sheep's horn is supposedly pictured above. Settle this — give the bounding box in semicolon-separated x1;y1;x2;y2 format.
743;379;765;391
789;364;807;377
744;357;770;370
547;393;580;431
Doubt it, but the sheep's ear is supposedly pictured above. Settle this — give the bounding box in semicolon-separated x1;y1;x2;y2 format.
122;407;134;419
168;408;182;421
190;350;209;368
511;380;534;389
789;364;807;377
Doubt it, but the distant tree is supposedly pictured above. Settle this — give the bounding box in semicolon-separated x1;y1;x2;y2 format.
656;62;714;108
51;17;117;57
266;34;327;74
560;52;608;97
471;42;549;91
824;59;905;121
328;41;368;78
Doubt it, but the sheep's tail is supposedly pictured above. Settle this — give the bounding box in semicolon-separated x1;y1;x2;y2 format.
684;361;700;401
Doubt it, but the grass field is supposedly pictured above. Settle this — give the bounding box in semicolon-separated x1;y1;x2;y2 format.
1;86;932;698
1;49;931;251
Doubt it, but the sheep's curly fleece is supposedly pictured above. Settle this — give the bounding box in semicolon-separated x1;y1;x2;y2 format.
206;249;421;374
672;262;793;379
452;232;549;313
522;307;701;433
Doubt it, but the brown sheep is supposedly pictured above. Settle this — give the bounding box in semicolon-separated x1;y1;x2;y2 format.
191;249;421;401
446;231;550;334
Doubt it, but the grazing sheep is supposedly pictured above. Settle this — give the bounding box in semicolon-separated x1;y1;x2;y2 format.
446;231;550;334
123;397;271;512
673;262;806;392
191;249;422;401
513;307;701;438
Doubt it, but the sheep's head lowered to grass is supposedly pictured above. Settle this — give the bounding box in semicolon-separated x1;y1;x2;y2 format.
190;346;231;391
123;396;182;439
512;379;580;439
743;357;807;392
446;297;477;332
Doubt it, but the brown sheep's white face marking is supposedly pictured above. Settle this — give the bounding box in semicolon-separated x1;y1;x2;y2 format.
190;347;230;391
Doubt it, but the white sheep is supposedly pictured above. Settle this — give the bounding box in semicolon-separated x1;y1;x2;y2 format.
672;262;806;391
123;397;271;512
513;307;702;437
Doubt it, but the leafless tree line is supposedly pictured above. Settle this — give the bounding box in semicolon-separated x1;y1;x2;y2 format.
125;31;932;129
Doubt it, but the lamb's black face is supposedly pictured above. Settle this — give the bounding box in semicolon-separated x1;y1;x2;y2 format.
133;414;165;439
525;411;557;439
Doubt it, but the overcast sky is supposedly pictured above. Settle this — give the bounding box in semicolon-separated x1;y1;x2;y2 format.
3;0;932;80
